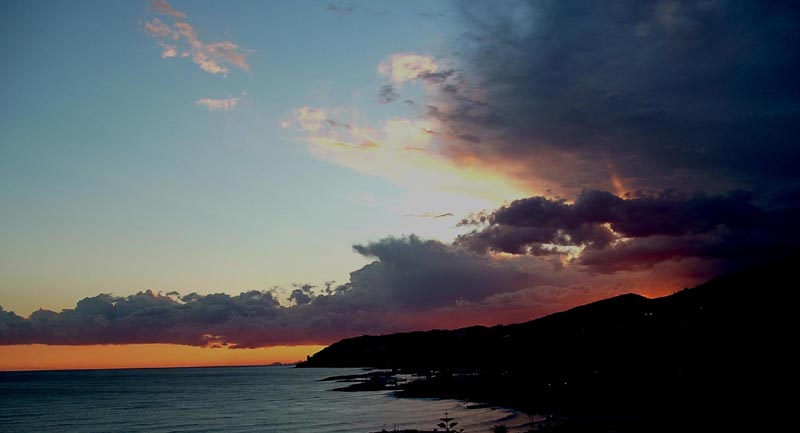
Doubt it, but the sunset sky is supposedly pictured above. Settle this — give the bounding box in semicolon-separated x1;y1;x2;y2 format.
2;0;798;370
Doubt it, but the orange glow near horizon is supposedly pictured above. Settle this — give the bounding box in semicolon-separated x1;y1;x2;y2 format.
0;344;325;372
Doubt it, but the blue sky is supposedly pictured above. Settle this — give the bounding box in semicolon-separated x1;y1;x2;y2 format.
0;0;471;313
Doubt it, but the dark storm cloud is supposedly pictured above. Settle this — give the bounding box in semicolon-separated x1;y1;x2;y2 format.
457;189;800;273
348;235;536;307
433;0;800;193
0;237;554;348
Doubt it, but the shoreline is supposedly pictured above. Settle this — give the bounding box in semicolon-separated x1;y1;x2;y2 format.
322;369;540;432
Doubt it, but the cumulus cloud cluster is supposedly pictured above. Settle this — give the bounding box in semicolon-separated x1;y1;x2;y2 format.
4;186;796;347
458;189;800;273
0;236;574;348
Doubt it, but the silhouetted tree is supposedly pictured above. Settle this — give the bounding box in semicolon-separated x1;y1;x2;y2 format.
436;412;464;433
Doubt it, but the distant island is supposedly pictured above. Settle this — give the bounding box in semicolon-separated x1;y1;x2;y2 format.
299;262;792;432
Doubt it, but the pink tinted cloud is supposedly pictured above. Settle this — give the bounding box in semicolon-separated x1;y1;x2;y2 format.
145;6;250;76
173;21;227;74
160;44;178;58
150;0;186;19
144;18;177;39
205;41;250;73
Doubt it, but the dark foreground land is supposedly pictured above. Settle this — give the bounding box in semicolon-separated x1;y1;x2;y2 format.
299;262;793;432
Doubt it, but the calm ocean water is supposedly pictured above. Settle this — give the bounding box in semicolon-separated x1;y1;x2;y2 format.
0;366;525;433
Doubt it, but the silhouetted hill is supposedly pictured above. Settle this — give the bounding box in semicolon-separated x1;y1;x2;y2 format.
300;263;793;431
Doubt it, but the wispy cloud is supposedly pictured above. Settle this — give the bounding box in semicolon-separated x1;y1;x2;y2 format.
285;54;528;220
377;84;398;104
327;4;355;15
195;97;241;112
160;44;178;58
149;0;186;19
378;53;441;86
173;22;246;75
204;41;250;73
284;105;526;218
145;2;250;76
144;17;177;39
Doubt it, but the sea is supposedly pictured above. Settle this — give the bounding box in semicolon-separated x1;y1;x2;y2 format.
0;366;527;433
